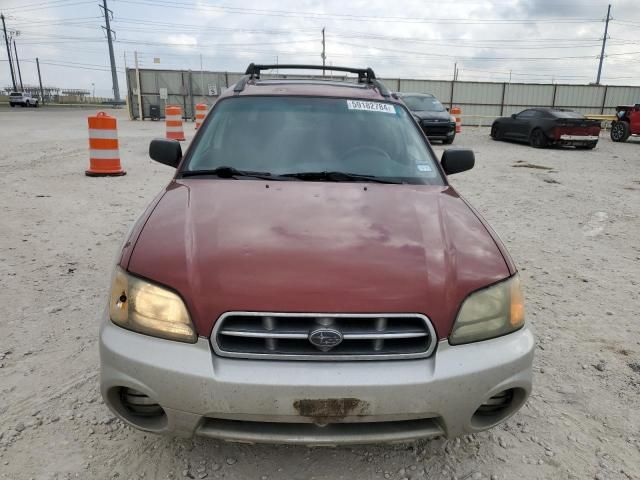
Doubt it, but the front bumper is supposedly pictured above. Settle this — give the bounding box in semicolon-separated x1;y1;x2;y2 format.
420;122;456;140
100;319;534;445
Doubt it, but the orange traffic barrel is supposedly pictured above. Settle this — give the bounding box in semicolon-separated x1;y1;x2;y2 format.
86;112;125;177
451;106;462;133
195;103;208;129
165;105;185;141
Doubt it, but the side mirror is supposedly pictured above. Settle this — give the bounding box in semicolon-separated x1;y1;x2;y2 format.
149;138;182;168
511;113;517;119
441;149;475;175
445;107;450;112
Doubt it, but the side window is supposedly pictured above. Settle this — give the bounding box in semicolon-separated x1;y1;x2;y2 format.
517;110;535;119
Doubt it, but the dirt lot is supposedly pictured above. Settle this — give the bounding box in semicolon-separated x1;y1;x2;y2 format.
0;107;639;480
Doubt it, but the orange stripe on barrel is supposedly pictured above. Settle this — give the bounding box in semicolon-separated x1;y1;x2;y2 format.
88;116;117;130
88;159;122;169
89;138;119;150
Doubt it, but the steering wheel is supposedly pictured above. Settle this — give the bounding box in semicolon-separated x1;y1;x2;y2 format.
339;145;392;167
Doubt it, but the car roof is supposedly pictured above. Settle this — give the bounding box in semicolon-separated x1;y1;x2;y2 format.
397;92;435;98
219;78;403;104
520;107;577;114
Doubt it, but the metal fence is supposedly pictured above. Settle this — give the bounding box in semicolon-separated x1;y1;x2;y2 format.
126;68;640;125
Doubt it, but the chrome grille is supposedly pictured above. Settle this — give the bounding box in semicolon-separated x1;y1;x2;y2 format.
212;312;437;360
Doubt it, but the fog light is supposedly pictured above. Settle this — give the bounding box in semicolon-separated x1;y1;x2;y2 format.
471;388;526;430
120;388;164;417
475;389;514;416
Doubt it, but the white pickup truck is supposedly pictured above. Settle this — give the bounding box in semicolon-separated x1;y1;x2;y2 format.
9;92;39;108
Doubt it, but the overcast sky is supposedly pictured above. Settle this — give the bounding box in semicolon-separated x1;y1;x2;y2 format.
2;0;639;97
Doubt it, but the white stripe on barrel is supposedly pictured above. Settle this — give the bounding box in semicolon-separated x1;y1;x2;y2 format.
89;149;120;159
88;129;119;139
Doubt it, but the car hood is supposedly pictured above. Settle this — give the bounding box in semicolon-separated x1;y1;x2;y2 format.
126;180;511;338
412;110;452;122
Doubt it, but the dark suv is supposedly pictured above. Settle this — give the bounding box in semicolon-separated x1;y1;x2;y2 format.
100;64;533;445
397;92;456;144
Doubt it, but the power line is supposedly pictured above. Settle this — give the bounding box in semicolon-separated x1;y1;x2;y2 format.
119;0;604;25
2;0;94;13
1;0;90;10
17;57;125;73
335;40;640;62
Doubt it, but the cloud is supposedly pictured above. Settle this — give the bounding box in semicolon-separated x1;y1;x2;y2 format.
2;0;639;96
167;34;198;50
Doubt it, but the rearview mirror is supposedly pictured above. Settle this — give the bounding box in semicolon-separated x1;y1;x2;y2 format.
511;113;517;119
441;149;475;175
149;138;182;168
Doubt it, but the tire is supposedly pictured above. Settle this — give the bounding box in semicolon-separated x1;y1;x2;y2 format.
610;121;630;142
34;101;39;108
529;128;548;148
490;123;502;140
443;135;455;145
10;103;15;108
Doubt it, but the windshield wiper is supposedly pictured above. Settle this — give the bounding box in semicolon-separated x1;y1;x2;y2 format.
280;171;404;184
181;166;277;180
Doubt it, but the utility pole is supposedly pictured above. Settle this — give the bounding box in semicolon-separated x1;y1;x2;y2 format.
100;0;120;102
36;57;44;105
321;27;326;76
596;4;611;85
450;62;457;109
13;39;23;91
134;50;142;120
200;53;204;95
2;14;17;91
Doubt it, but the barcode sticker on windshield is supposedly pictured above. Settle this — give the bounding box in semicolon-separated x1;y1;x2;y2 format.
346;100;396;114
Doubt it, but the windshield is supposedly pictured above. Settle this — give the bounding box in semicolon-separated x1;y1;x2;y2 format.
185;96;443;185
400;95;445;112
10;92;22;97
551;110;584;119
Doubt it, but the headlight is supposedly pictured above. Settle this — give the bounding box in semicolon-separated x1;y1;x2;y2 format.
449;275;524;345
109;266;196;343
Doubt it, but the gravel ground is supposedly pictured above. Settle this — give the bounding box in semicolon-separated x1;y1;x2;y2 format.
0;107;639;480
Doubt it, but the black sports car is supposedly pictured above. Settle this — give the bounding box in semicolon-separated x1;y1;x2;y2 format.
398;93;456;144
491;108;601;149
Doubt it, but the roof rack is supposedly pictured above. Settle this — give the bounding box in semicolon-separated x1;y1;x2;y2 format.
235;63;390;97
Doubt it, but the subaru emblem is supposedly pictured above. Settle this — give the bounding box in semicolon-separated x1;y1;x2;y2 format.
308;328;344;351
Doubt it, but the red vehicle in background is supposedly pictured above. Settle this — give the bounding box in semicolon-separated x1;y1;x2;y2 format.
98;63;534;445
491;107;601;149
610;104;640;142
